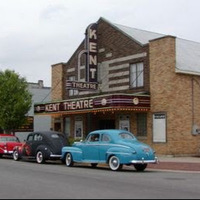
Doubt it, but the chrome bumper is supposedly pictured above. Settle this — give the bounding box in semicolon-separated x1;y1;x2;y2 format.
131;157;159;164
3;150;13;154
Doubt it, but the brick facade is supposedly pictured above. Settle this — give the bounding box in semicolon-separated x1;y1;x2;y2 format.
149;36;200;155
47;18;200;156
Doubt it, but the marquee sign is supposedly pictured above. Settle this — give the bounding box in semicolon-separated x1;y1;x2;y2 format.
66;22;98;91
66;80;98;90
86;23;98;83
34;95;150;115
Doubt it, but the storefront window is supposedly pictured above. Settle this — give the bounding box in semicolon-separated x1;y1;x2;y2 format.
119;115;130;131
74;118;83;139
137;113;147;137
130;62;144;88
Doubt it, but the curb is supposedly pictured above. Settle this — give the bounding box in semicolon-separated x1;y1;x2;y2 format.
147;161;200;172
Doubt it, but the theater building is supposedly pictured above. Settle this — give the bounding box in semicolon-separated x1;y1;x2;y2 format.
35;17;200;156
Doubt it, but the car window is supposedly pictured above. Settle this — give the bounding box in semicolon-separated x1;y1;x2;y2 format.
51;134;60;139
87;134;100;142
27;135;34;142
0;137;19;142
119;132;135;140
34;134;43;141
102;134;111;142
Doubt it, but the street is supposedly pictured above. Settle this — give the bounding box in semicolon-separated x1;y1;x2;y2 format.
0;157;200;199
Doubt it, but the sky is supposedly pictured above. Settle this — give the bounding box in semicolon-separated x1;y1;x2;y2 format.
0;0;200;87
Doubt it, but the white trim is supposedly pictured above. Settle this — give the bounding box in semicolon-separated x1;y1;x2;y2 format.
175;68;200;76
109;78;129;85
109;63;129;70
103;52;147;65
67;68;75;73
108;71;129;78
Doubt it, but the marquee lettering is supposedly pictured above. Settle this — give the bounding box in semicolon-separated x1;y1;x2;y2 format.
86;23;98;83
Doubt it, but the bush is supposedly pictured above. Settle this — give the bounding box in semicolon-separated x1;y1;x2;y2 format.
68;137;83;146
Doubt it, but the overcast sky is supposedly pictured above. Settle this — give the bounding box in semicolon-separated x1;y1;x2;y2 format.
0;0;200;87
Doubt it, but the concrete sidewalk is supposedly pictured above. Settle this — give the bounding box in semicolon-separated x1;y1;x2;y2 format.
147;155;200;172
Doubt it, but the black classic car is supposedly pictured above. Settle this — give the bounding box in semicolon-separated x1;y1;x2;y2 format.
13;131;68;164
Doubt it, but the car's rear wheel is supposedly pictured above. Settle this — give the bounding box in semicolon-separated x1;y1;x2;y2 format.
134;164;147;172
13;150;20;161
109;156;122;171
65;153;74;167
36;151;45;164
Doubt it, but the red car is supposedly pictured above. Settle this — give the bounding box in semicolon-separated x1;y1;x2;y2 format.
0;134;22;157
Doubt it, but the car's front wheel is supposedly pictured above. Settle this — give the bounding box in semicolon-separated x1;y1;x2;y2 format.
13;150;20;161
109;156;122;171
134;164;147;172
65;153;74;167
36;151;45;164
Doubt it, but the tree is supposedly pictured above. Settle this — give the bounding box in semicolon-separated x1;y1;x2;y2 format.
0;70;32;134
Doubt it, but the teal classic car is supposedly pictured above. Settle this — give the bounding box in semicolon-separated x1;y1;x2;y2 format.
61;130;158;171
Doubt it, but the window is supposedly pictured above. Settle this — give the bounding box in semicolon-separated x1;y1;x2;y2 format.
0;137;19;142
34;134;43;141
137;113;147;137
88;134;100;142
69;76;78;96
119;133;134;140
27;135;34;141
74;119;83;139
130;63;144;88
102;134;111;142
119;115;130;131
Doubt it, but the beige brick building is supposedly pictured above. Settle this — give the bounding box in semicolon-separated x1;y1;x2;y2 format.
35;17;200;156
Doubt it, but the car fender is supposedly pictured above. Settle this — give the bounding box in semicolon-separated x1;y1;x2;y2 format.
106;146;135;164
61;146;83;161
13;145;23;157
36;145;51;159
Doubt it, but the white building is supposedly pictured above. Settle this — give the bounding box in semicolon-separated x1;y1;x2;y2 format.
16;80;51;141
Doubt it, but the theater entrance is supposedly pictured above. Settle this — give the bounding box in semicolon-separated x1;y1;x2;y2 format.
99;120;115;130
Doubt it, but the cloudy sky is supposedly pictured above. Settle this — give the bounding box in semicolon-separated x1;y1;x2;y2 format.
0;0;200;87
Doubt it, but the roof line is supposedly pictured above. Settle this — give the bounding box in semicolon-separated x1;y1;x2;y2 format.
98;17;144;46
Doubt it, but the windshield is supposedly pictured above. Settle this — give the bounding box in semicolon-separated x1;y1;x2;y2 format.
119;132;135;140
0;137;19;142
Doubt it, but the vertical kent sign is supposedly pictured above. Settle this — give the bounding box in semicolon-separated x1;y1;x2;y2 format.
66;22;98;91
86;23;98;83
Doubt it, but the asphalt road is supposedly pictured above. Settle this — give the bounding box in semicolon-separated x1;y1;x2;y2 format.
0;157;200;199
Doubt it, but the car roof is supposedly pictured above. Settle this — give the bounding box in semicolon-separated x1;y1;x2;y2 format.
28;131;63;136
90;129;131;135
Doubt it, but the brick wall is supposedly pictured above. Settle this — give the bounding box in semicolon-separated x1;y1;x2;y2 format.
51;63;65;101
149;36;200;155
63;19;150;99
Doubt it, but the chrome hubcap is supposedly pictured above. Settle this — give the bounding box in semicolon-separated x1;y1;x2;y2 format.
66;154;71;165
37;152;43;163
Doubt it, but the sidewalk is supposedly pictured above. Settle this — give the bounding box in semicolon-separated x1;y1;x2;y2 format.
147;155;200;172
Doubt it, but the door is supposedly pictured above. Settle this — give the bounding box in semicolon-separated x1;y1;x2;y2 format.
24;134;34;156
99;120;115;130
82;133;100;162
